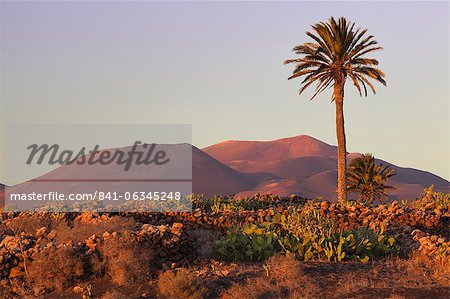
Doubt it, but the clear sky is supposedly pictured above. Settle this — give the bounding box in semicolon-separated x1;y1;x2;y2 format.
1;1;449;181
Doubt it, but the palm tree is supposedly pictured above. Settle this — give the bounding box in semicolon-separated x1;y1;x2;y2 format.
284;17;386;201
347;154;395;204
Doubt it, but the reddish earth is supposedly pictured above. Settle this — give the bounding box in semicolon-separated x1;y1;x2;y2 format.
203;135;450;200
203;135;337;163
3;135;449;201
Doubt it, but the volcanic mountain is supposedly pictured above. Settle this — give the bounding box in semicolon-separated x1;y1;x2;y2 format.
203;135;450;200
3;135;449;202
4;144;258;200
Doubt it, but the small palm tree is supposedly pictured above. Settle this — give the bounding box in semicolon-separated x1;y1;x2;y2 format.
285;17;386;201
347;154;395;204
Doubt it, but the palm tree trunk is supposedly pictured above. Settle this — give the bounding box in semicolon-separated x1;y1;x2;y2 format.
334;82;347;202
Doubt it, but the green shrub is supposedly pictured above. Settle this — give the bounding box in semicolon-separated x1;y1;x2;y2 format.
434;242;450;267
408;186;450;210
214;206;399;262
214;223;279;261
278;226;398;262
276;207;398;262
276;206;337;240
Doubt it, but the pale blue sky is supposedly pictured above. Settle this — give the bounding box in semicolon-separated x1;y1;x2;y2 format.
1;1;449;181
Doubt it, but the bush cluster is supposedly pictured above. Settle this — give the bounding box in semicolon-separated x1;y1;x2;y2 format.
192;194;305;213
214;205;399;262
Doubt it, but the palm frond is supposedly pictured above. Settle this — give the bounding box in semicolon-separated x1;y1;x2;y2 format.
285;17;386;100
346;154;396;204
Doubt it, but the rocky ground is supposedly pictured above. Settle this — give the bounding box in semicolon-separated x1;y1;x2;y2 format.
0;192;449;298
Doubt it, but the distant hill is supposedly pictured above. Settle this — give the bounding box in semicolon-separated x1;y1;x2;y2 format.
203;135;337;163
3;135;449;201
191;146;257;195
204;135;450;200
4;144;260;202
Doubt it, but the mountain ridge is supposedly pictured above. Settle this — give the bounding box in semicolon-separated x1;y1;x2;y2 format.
2;135;449;202
203;135;449;200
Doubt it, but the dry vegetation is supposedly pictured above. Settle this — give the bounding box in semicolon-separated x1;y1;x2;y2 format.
157;268;206;299
0;191;449;298
222;255;318;299
100;234;154;286
28;246;85;294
